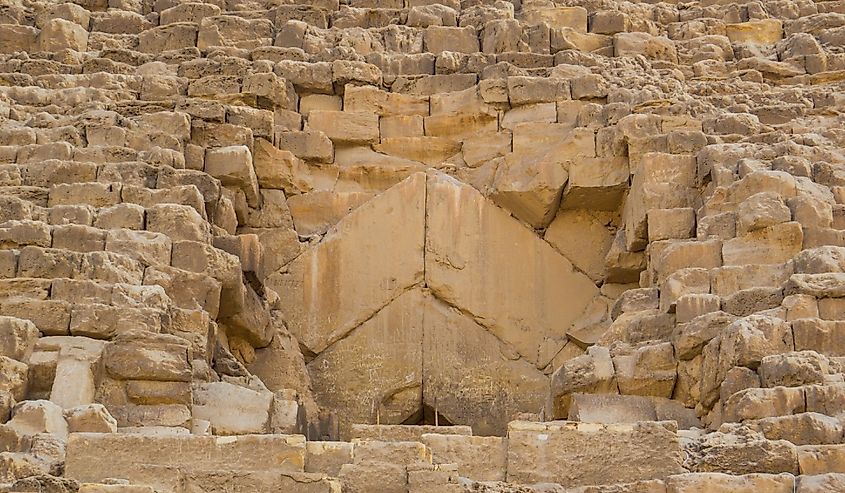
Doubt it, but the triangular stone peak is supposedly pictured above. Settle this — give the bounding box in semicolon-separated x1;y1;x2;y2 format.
269;172;602;436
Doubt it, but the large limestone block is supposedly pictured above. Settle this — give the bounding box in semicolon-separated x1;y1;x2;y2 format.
544;210;614;282
722;222;803;266
423;294;549;436
726;19;784;45
506;421;684;486
350;424;471;442
287;191;373;236
560;157;629;211
102;332;191;383
614;32;678;63
37;18;88;52
192;382;272;435
425;172;600;366
65;433;306;483
307;111;379;145
0;356;27;401
525;7;588;33
0;317;39;362
271;173;425;355
623;153;697;251
307;289;423;436
204;145;260;207
420;434;506;482
665;472;794;492
489;152;568;229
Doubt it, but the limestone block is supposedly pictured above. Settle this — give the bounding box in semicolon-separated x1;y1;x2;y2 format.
676;294;722;324
722;222;803;266
16;246;81;279
426;172;600;366
375;137;461;165
307;289;423;436
0;452;47;483
51;344;99;408
568;393;657;423
331;60;382;93
408;4;457;27
306;441;354;476
665;472;794;493
192;381;272;435
37;18;89;52
138;23;198;53
0;299;71;336
204;146;259;208
8;399;67;438
145;204;211;243
241;72;296;110
612;342;677;398
65;434;306;483
424;26;478;53
143;266;221;318
525;7;588;33
796;473;845;493
794;246;845;274
489;152;568;229
420;434;506;482
423;111;497;139
171;241;243;317
159;3;221;25
423;294;549;436
0;221;52;249
52;225;106;253
798;445;845;475
726;19;784;44
65;404;118;433
79;485;155;493
0;25;37;53
549;346;617;418
350;424;471;442
545;210;614;282
652;239;722;285
624;153;697;250
508;77;571;105
611;288;659;320
560;157;628;211
104;229;171;268
300;94;342;117
0;317;39;363
91;11;151;34
0;356;27;401
197;14;273;50
344;85;429;117
287;191;373;236
754;413;844;445
792;319;845;357
786;274;845;298
736;192;791;235
275;130;334;163
722;386;805;422
614;32;678;63
648;208;696;242
506;421;684;486
102;332;191;382
272;173;425;355
338;461;406;493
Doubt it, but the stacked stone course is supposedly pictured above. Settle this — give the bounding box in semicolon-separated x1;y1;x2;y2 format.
0;0;844;491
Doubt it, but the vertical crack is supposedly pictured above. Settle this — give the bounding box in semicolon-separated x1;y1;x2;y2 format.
420;172;429;419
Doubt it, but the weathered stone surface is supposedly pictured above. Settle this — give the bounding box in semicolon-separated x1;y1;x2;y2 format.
426;172;600;367
506;421;684;486
271;172;425;355
65;433;306;484
307;289;423;437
